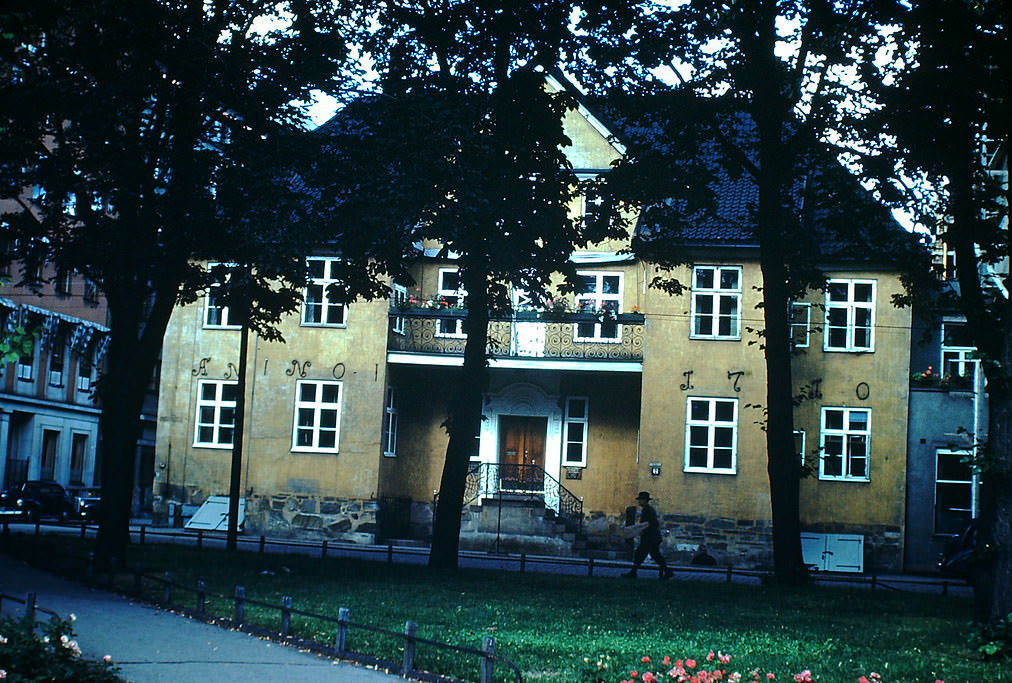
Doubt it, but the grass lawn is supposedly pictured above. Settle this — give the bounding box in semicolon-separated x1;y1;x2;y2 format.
8;536;1010;682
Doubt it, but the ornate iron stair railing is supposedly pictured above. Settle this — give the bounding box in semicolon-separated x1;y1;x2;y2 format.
461;462;583;535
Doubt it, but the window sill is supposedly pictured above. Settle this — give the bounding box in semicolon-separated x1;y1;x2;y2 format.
683;467;737;475
689;335;741;342
822;347;874;354
192;442;234;450
573;336;622;344
291;447;340;454
383;452;397;458
203;325;242;331
300;322;348;329
818;476;870;483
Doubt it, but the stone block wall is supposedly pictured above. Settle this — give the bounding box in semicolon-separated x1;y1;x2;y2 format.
244;493;379;543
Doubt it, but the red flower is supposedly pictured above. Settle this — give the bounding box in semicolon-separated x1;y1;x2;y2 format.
663;656;672;666
642;656;651;663
630;671;638;678
687;659;697;669
707;651;715;662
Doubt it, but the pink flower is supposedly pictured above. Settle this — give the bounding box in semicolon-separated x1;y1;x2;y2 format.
0;669;6;679
793;671;812;683
643;656;652;663
663;656;672;666
707;651;715;662
686;659;697;669
104;655;112;662
869;676;880;681
631;671;639;678
719;652;732;665
644;673;658;683
768;674;776;681
859;678;869;683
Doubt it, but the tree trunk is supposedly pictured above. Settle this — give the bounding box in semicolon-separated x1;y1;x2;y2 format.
978;374;1012;623
93;321;149;568
429;265;490;570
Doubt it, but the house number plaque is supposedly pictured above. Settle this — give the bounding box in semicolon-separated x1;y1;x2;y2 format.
855;382;870;400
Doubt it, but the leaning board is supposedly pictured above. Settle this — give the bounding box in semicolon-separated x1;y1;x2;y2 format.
184;496;246;531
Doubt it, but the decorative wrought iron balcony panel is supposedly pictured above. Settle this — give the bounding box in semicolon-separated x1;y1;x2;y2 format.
388;309;644;362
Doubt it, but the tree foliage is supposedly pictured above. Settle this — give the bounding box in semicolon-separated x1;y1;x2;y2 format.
852;0;1009;622
0;0;360;564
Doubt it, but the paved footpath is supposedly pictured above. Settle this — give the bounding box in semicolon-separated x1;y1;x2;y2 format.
0;553;397;682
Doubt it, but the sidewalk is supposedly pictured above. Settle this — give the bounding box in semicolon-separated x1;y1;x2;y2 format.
0;553;396;682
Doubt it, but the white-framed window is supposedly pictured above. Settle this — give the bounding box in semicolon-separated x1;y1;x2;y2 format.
819;407;870;481
303;257;347;327
16;350;33;381
291;380;342;453
382;387;398;457
794;429;806;466
48;343;65;386
204;263;241;329
941;322;976;380
435;268;466;337
562;396;590;467
790;302;811;348
690;266;742;340
684;397;738;474
76;354;93;392
824;279;875;352
193;380;238;448
574;271;622;342
934;449;974;535
391;283;408;335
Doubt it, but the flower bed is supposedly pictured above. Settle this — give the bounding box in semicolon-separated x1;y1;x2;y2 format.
0;615;120;682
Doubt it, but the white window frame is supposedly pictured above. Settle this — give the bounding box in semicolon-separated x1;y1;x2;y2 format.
435;268;466;338
204;263;241;330
684;397;738;474
574;270;623;342
690;265;742;340
291;380;343;453
16;351;33;381
382;387;399;457
47;343;65;387
790;302;811;349
934;448;975;535
940;322;977;380
76;354;93;392
794;429;806;466
193;379;238;449
823;279;876;352
302;257;348;328
562;396;590;467
391;283;408;335
819;407;871;481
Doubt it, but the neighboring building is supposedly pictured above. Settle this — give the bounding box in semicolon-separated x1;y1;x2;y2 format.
154;81;914;571
0;260;109;495
1;231;159;514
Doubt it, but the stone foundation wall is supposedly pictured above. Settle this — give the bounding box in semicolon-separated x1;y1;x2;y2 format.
244;493;378;543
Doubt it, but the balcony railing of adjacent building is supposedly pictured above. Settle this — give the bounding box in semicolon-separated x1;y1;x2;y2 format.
387;309;645;362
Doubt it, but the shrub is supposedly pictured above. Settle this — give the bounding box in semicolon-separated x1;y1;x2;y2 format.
0;615;120;682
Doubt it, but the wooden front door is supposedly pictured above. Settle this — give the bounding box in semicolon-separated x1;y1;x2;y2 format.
497;416;547;492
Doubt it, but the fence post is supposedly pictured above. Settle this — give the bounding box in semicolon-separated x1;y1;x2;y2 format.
871;574;877;591
321;540;328;559
520;553;526;573
335;607;350;656
134;563;143;593
140;525;146;545
281;596;293;636
587;557;594;577
3;520;8;537
34;522;40;536
163;572;173;604
480;636;495;683
726;566;733;583
197;580;207;613
942;581;949;596
23;592;36;621
402;620;417;676
80;522;86;539
259;535;266;553
197;530;204;549
234;586;246;624
388;543;394;564
86;552;95;580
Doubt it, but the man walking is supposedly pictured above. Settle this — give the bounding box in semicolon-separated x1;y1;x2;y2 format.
622;491;672;579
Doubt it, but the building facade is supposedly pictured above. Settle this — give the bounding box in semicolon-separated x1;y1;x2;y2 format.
154;87;915;571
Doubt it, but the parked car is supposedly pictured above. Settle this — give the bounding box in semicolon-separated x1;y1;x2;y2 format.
71;487;102;521
0;480;75;522
938;519;978;581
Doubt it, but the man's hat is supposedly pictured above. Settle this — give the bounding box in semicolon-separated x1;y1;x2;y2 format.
636;491;651;501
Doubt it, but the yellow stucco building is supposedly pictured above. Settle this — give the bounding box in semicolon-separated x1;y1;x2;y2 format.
155;80;912;571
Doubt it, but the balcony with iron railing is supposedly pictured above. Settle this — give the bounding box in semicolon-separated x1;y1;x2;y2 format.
387;308;645;365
